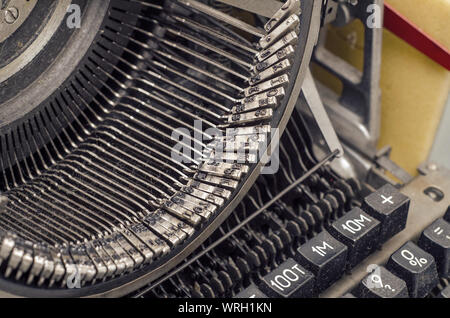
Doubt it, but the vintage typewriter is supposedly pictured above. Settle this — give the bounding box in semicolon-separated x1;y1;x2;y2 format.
0;0;448;298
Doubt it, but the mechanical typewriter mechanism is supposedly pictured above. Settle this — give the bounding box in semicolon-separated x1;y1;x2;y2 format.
0;0;448;299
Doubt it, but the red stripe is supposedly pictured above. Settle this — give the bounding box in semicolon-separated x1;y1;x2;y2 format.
384;3;450;71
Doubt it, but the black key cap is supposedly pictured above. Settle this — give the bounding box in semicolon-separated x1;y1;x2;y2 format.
437;285;450;298
444;206;450;222
259;258;315;298
418;218;450;278
235;284;268;298
294;230;347;291
329;207;380;268
353;266;409;298
362;184;410;243
386;241;439;298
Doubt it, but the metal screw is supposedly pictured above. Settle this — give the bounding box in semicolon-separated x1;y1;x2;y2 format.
4;6;19;24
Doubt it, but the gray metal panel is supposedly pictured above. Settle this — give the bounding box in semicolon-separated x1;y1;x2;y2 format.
429;96;450;170
217;0;282;18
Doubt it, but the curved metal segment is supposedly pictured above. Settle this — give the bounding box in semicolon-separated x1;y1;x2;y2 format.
0;0;322;297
